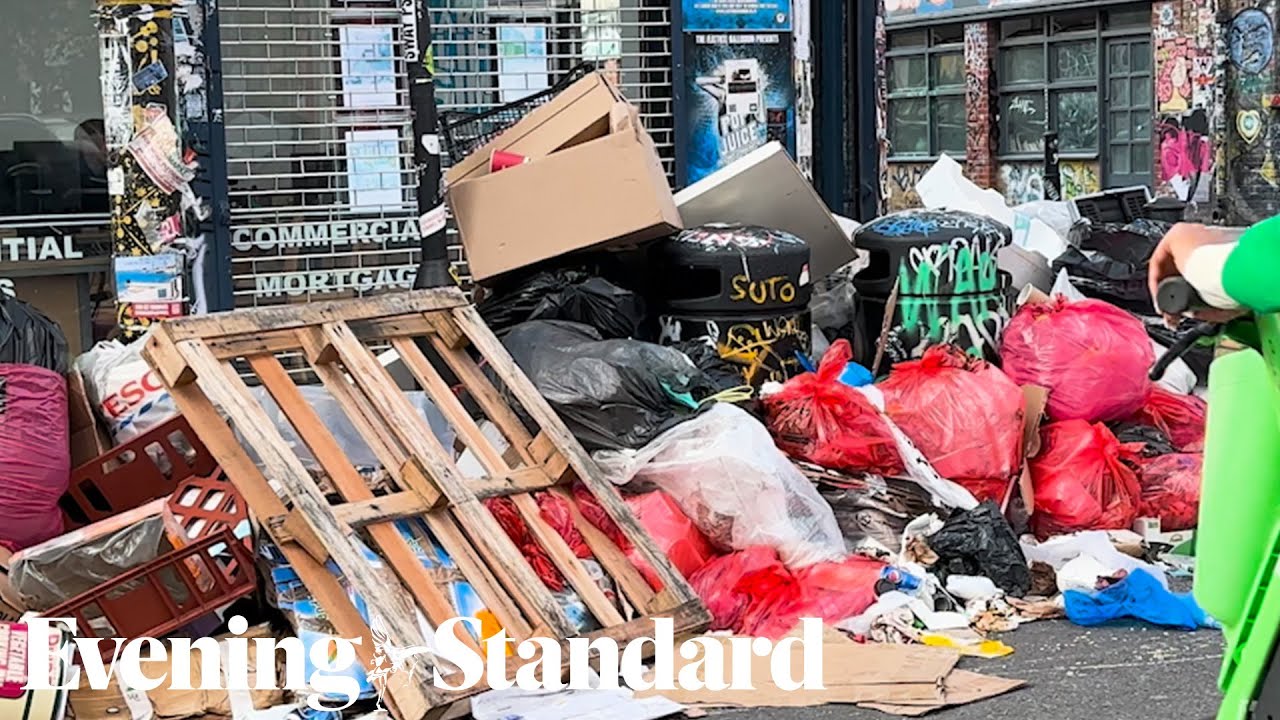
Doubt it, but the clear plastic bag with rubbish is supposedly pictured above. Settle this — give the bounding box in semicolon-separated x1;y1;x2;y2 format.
594;403;847;568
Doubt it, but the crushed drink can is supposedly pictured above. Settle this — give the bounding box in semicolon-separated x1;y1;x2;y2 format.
880;566;922;592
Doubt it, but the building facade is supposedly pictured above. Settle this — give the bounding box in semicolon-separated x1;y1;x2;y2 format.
877;0;1275;228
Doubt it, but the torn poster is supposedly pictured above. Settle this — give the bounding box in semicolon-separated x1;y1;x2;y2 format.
127;108;195;194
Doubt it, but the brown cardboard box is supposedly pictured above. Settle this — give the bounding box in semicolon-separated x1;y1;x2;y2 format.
445;71;622;186
448;103;682;282
67;367;112;467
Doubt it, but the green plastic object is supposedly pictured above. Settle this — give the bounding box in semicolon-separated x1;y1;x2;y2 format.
1195;313;1280;719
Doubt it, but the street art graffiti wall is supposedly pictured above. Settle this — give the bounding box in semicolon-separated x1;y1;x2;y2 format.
998;163;1044;205
1222;1;1279;223
887;163;931;210
1061;161;1101;200
1153;0;1221;213
1157;108;1215;204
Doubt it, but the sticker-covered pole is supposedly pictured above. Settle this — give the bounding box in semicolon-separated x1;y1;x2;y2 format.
406;0;450;289
98;0;185;339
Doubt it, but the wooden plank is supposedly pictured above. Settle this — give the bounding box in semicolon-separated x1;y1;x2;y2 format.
161;288;469;342
301;347;536;642
452;305;704;614
390;336;509;475
424;330;536;465
143;331;197;387
312;320;576;638
268;510;331;564
399;457;446;510
140;331;435;720
426;312;468;350
547;486;657;612
203;328;303;361
247;354;477;656
472;467;557;499
333;492;431;527
169;338;447;707
511;494;626;628
530;432;571;483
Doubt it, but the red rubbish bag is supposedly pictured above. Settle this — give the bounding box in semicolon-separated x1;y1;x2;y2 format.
1030;420;1143;539
572;483;663;591
1137;453;1203;531
1129;387;1207;452
764;340;904;476
880;345;1025;502
689;546;787;633
626;491;719;580
741;555;885;639
1000;298;1154;423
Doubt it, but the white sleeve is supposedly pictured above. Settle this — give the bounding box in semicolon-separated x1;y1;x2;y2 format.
1181;242;1240;309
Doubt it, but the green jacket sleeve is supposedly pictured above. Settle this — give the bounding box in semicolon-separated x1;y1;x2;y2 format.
1224;215;1280;314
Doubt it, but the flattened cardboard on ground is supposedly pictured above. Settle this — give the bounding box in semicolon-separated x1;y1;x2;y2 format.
448;102;681;282
673;142;855;280
636;630;958;708
858;670;1025;716
1019;385;1050;511
444;71;622;186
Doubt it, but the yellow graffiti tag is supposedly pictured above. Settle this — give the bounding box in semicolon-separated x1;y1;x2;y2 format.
729;274;798;305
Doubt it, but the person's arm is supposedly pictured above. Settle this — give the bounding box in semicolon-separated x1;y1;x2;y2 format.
1222;214;1280;314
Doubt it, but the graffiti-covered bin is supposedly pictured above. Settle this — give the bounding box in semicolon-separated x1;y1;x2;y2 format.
854;209;1013;365
655;224;812;387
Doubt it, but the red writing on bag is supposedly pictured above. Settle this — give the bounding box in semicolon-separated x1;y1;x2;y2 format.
101;371;165;418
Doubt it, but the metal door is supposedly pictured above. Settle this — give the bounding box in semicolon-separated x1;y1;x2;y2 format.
1103;35;1153;189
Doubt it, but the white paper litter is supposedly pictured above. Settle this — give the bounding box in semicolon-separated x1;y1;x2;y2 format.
471;684;683;720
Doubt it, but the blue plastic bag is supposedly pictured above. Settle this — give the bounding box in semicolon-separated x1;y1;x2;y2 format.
1064;568;1215;630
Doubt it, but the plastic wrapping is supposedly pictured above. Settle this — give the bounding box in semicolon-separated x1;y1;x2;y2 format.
78;330;178;446
806;467;935;556
926;501;1031;597
477;269;646;339
595;403;847;567
247;385;455;471
1030;421;1143;539
763;340;904;476
0;365;70;550
485;496;568;592
1064;568;1212;630
570;482;662;592
626;491;718;580
879;346;1024;502
503;321;707;451
1137;453;1203;531
1129;387;1208;452
9;500;174;610
0;297;70;373
1000;297;1155;422
670;338;749;395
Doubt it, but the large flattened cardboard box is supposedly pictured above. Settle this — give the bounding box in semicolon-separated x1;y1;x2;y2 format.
447;75;682;282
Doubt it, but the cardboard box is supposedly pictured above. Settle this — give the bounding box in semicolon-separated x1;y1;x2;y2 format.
448;103;681;282
67;367;112;468
445;72;622;187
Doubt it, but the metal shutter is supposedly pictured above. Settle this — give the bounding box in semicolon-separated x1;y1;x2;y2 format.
219;0;423;309
429;0;676;283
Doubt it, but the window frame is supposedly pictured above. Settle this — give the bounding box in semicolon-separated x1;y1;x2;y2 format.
886;26;968;162
996;10;1104;160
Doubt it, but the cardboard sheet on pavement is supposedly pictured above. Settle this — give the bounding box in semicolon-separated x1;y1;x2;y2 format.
859;670;1025;716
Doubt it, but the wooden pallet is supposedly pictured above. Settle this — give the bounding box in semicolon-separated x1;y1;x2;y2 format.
141;289;709;720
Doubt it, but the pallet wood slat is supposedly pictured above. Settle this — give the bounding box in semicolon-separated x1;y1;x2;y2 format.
141;289;708;720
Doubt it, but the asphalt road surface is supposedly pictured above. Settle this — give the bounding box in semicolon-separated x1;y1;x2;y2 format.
716;617;1225;720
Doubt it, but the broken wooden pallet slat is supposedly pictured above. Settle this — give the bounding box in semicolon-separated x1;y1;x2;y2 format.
142;292;709;720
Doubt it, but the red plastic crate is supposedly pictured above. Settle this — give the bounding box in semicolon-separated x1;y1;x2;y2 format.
60;416;217;530
41;529;255;656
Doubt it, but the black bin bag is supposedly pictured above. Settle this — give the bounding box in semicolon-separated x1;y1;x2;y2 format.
500;320;710;452
478;269;646;340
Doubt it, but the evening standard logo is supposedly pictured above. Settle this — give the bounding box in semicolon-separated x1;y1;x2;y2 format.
23;616;827;710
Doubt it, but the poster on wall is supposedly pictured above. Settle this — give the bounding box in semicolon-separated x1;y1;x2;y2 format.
340;26;397;109
682;0;791;31
345;129;404;213
682;32;795;185
496;24;550;103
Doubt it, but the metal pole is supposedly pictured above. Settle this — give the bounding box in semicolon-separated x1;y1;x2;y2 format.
406;0;451;289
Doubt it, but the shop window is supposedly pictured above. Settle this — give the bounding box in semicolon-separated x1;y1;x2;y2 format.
997;9;1105;156
886;26;966;159
0;2;107;218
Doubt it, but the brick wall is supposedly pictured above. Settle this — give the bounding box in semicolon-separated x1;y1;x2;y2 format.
1221;0;1280;224
963;22;997;188
1152;0;1220;220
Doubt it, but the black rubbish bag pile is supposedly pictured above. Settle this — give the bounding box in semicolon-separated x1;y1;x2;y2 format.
0;296;70;374
925;501;1031;597
478;268;647;340
501;320;714;451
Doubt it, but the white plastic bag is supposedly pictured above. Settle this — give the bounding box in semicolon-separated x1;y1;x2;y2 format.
76;330;178;445
594;403;846;568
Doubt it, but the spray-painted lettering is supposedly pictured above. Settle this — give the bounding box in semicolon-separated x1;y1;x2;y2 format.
729;275;797;305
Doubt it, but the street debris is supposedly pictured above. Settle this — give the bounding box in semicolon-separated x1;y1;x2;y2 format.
0;69;1224;720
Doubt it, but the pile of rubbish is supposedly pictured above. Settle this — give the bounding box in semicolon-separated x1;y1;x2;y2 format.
0;72;1220;720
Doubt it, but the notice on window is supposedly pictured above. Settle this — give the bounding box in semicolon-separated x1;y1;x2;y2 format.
345;129;403;213
682;0;791;32
497;25;550;103
340;26;397;109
